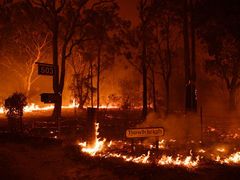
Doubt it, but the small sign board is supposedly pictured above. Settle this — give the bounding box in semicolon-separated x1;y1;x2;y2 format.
36;62;56;76
126;127;164;138
40;93;57;103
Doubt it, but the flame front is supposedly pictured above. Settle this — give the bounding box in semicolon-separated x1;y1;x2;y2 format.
0;100;120;114
79;123;106;156
216;152;240;164
78;122;200;168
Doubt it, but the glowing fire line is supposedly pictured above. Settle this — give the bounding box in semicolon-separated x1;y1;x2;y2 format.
0;100;119;114
2;100;240;168
77;122;240;168
78;123;200;168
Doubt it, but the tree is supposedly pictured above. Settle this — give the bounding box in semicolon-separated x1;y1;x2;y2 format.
28;0;114;121
87;1;122;109
205;35;240;110
0;1;50;97
196;0;240;110
69;51;92;109
147;0;180;114
4;92;27;133
124;0;154;117
153;14;178;115
0;0;12;43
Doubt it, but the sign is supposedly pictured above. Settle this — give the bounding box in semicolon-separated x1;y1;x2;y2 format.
40;93;57;103
36;62;56;76
126;127;164;138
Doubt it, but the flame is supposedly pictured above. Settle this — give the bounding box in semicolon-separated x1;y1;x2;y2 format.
0;100;120;115
198;149;206;153
77;122;200;168
157;155;200;168
215;152;240;164
0;107;4;114
79;123;106;156
216;148;225;153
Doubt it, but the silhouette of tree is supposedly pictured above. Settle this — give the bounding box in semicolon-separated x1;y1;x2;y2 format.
0;1;50;97
197;0;240;110
4;92;27;133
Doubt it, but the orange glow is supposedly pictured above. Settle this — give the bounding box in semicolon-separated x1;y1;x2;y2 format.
77;122;201;168
79;123;107;156
216;152;240;164
198;149;206;153
216;148;225;153
157;154;200;168
0;100;120;114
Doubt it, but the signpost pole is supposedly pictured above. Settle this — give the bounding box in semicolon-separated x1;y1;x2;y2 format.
156;137;159;149
200;106;203;143
36;62;60;137
131;139;134;153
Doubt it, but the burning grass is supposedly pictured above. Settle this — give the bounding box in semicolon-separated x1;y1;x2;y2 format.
76;122;240;169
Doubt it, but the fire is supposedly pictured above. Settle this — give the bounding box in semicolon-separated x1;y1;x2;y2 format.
79;123;106;156
157;155;200;168
0;100;120;115
0;107;4;114
216;152;240;164
216;148;225;153
198;149;206;153
77;122;200;168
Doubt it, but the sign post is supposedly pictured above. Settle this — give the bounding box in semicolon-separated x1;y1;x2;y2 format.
126;127;164;138
126;127;164;151
36;62;60;136
36;62;56;76
40;93;57;104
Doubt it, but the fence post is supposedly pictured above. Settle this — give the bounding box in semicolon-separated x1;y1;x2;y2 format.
200;106;203;143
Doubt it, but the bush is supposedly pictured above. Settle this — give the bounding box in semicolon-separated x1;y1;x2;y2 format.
4;92;27;133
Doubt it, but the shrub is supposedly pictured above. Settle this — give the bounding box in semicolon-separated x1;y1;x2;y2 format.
4;92;27;132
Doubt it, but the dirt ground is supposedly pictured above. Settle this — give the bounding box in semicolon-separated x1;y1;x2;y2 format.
1;110;240;179
0;141;118;180
1;139;240;180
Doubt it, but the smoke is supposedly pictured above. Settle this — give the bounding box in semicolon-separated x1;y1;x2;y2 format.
136;112;202;144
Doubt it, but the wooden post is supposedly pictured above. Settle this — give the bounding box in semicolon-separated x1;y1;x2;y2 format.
200;106;203;143
87;107;96;147
131;139;134;153
156;137;159;149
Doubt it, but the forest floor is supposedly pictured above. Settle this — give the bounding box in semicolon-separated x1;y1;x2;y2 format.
1;139;240;180
1;109;240;179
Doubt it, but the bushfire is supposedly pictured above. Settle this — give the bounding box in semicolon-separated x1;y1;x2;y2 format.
0;101;119;114
2;102;240;169
77;123;240;168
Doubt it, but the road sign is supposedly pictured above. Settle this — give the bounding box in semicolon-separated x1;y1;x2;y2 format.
40;93;57;103
126;127;164;138
36;62;56;76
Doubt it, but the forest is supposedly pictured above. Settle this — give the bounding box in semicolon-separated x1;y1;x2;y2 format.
0;0;240;117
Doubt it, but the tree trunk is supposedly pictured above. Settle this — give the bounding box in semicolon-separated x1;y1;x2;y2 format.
183;0;191;112
90;59;93;108
165;16;172;115
190;0;197;112
165;79;170;115
229;88;237;111
52;21;60;119
142;41;148;118
152;70;156;112
97;46;101;109
55;93;62;131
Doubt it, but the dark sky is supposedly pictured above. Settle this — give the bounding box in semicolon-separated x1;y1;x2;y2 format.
117;0;138;25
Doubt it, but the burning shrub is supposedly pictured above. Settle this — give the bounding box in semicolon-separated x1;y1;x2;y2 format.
4;92;27;133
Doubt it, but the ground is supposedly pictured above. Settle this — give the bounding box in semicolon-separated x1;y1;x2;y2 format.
1;139;240;180
1;109;240;179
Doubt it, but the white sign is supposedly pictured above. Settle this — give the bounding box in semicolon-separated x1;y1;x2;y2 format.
126;127;164;138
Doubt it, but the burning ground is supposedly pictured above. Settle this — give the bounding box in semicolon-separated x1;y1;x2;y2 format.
1;134;240;180
1;109;240;179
